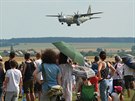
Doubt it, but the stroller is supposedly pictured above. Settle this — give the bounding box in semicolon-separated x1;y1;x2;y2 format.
76;79;98;101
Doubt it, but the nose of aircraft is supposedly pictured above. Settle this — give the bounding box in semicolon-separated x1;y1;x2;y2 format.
58;16;66;22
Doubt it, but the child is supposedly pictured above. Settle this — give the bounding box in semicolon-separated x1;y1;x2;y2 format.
4;60;22;101
111;86;123;101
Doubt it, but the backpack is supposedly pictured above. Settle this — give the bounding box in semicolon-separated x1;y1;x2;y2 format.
80;84;97;101
4;60;18;71
91;63;98;74
23;61;36;81
4;60;11;71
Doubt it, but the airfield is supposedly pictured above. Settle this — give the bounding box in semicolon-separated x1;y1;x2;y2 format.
0;42;132;51
1;42;133;63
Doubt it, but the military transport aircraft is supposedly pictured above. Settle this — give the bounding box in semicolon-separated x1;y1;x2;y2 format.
46;5;103;26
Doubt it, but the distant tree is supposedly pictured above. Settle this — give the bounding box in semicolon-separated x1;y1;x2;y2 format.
96;48;104;53
10;44;14;52
121;49;125;53
80;51;87;56
131;45;135;52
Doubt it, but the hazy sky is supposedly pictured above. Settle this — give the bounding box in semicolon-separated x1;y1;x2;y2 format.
0;0;135;39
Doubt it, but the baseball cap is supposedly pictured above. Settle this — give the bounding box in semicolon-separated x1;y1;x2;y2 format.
114;86;123;93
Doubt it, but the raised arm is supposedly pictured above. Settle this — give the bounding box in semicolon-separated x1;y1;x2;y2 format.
107;62;116;77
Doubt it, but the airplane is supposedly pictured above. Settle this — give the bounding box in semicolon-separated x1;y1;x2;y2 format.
46;5;103;26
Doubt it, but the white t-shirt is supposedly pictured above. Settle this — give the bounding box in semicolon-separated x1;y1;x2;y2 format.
111;92;120;101
6;68;22;93
35;59;43;80
112;62;124;79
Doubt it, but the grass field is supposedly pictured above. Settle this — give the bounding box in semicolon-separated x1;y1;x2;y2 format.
0;42;133;52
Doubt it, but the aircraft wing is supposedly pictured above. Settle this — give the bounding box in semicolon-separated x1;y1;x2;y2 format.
46;15;60;17
79;12;103;17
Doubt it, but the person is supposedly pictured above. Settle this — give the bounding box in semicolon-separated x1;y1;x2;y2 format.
0;56;5;101
91;56;99;74
112;56;124;91
34;52;42;101
111;86;123;101
58;52;73;101
90;56;99;92
122;58;135;98
4;51;18;71
98;51;116;101
23;53;36;101
3;60;22;101
33;49;61;101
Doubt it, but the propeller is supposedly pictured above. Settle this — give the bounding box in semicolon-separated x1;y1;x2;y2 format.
74;11;80;18
58;12;63;17
74;11;79;15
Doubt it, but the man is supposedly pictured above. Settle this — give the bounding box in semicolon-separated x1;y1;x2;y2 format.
4;52;18;71
123;63;134;98
23;53;36;101
0;55;5;101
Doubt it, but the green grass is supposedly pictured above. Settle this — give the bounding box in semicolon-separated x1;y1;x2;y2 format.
124;89;135;101
1;42;133;51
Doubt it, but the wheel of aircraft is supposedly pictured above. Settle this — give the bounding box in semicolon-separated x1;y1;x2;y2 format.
68;24;71;26
61;23;64;25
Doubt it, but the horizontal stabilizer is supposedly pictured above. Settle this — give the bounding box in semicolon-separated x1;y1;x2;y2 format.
90;17;101;19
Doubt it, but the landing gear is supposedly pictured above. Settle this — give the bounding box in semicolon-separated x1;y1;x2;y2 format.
61;23;64;25
76;19;81;26
67;24;71;26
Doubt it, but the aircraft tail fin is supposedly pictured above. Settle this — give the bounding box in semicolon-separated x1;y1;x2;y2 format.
87;5;91;14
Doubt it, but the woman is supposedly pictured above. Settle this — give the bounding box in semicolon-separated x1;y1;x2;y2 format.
58;52;73;101
33;49;61;101
112;56;124;91
98;51;115;101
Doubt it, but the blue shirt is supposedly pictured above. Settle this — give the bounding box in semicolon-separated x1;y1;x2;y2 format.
38;63;61;92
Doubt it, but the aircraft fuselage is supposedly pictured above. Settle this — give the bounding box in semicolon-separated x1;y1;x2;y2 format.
58;15;90;26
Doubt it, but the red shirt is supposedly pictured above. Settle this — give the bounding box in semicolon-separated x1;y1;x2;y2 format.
89;76;99;92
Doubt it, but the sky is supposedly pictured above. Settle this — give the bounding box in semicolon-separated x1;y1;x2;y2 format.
0;0;135;39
